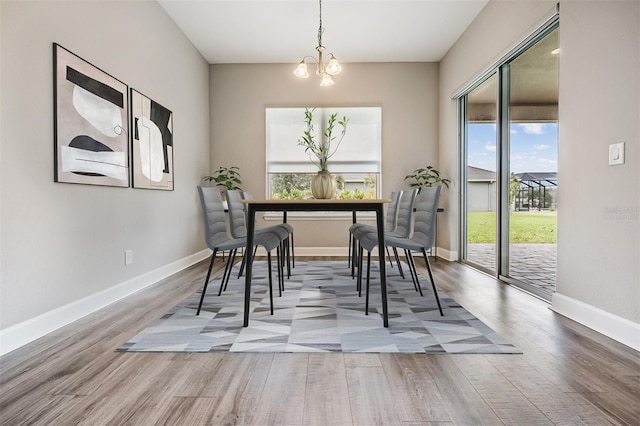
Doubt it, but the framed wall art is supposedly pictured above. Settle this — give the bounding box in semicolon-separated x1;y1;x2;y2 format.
130;89;174;190
53;43;129;187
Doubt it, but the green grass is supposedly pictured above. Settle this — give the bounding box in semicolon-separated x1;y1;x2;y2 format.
467;211;557;244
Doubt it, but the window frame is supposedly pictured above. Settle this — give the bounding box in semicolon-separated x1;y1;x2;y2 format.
265;106;382;217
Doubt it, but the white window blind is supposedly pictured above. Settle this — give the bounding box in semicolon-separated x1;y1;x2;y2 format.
266;107;382;175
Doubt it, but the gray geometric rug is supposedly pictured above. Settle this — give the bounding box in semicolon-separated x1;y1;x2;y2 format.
117;261;520;354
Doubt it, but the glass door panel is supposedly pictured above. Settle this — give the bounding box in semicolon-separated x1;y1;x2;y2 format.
463;74;498;273
504;28;559;298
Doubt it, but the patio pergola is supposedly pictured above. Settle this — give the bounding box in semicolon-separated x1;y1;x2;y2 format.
514;172;557;211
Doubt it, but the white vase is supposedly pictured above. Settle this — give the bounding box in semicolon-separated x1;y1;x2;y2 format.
311;171;336;199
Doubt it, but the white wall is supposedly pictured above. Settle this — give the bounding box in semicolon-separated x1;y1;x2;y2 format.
1;1;210;337
439;0;639;347
209;62;440;250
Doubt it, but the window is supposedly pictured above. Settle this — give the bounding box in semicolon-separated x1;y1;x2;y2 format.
266;107;382;201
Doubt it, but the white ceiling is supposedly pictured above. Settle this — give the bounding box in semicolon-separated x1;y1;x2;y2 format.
158;0;489;64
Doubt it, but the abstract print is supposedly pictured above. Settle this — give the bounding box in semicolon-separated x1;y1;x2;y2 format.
130;89;174;190
53;44;129;187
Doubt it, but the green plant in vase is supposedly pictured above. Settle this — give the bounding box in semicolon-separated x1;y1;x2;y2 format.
404;165;451;192
203;166;242;191
298;107;348;199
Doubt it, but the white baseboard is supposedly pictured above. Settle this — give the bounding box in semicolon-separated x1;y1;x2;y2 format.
0;249;210;357
292;247;350;256
270;246;454;259
551;293;640;351
434;247;457;261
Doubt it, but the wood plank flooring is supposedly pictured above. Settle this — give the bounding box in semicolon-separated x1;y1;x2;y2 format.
1;256;638;425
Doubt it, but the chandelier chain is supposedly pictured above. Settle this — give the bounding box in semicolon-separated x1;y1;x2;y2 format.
317;0;324;48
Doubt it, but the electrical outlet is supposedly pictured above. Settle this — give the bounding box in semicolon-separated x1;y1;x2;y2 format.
125;250;133;265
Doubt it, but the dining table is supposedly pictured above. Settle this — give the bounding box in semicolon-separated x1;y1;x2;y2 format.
240;198;392;327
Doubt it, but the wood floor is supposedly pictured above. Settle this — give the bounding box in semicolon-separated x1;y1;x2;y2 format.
1;256;638;425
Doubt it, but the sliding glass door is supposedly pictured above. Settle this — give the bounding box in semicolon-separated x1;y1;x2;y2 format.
461;23;559;300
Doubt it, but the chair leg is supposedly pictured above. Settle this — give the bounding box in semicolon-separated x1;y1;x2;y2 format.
279;247;285;294
357;245;364;296
365;251;371;315
348;233;352;268
290;233;295;268
218;250;232;295
404;249;419;292
393;247;405;279
421;249;443;316
222;248;237;292
267;252;274;315
276;245;283;296
407;250;424;296
386;246;393;268
282;239;288;278
237;248;246;278
280;240;285;268
198;249;217;315
239;246;258;281
351;235;358;279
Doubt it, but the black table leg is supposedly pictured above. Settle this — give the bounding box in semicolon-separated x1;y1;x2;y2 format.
243;205;255;327
375;204;389;327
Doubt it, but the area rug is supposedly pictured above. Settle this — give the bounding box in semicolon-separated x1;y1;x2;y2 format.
116;261;520;354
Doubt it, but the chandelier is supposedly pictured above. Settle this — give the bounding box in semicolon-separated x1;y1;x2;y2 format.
293;0;342;86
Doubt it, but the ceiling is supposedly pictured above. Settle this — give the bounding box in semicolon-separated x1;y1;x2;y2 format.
157;0;489;64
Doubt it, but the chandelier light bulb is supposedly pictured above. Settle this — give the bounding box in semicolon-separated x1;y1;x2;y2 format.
320;73;335;86
325;54;342;75
294;61;309;78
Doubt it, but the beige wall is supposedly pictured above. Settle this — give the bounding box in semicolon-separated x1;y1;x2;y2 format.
0;1;210;329
209;62;439;250
439;1;639;324
557;1;639;322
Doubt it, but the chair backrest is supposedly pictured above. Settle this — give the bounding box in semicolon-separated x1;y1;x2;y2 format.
392;189;418;238
384;191;402;232
224;189;247;238
411;185;442;249
242;191;254;214
197;186;232;250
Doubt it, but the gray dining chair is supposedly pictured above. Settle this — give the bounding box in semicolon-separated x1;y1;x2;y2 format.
348;191;401;275
352;189;417;282
354;186;444;316
386;188;419;283
243;191;295;276
225;189;291;288
196;186;284;316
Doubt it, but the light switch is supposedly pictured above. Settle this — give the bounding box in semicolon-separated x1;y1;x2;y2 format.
609;142;625;165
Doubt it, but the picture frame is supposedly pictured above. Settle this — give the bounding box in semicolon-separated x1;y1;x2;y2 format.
53;43;129;187
130;89;174;191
